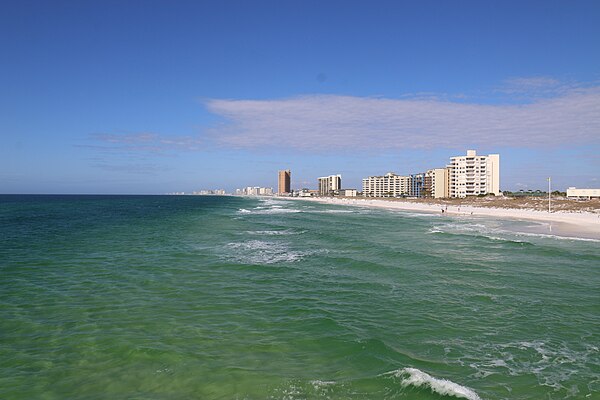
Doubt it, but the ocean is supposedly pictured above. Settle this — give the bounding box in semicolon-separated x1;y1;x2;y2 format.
1;195;598;399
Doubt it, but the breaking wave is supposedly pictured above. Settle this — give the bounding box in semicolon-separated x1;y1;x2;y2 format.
269;368;484;399
512;231;600;242
237;207;301;215
223;240;317;264
429;221;600;243
246;229;304;236
389;368;482;400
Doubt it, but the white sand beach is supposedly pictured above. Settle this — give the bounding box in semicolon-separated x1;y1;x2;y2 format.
289;196;600;240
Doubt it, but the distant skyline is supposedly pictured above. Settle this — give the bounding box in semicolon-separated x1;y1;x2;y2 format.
1;1;599;194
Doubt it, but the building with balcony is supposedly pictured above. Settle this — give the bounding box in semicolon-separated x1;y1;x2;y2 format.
318;174;342;196
362;173;410;197
409;173;425;197
447;150;500;198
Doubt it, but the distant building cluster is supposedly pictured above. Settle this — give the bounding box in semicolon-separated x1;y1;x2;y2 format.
363;150;500;199
192;189;227;195
178;151;598;199
231;150;504;199
167;189;229;195
235;187;274;196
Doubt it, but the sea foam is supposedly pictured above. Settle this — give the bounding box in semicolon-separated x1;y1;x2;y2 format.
391;368;482;400
246;229;304;236
224;240;313;264
237;207;301;215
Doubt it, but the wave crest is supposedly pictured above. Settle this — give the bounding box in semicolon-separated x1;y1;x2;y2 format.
391;368;482;400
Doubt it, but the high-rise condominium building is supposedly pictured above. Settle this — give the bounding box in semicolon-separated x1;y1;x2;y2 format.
409;173;425;197
424;168;449;198
362;173;410;197
447;150;500;198
318;174;342;196
278;169;291;194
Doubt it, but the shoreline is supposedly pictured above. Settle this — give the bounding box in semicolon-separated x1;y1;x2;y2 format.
283;196;600;241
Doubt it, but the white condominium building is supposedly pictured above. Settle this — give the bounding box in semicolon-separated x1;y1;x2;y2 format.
447;150;500;198
242;187;273;196
318;174;342;196
362;173;410;197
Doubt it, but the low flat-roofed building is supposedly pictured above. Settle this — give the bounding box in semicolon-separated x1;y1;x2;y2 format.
340;189;357;197
566;187;600;199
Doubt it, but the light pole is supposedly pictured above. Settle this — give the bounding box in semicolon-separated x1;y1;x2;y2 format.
548;177;551;213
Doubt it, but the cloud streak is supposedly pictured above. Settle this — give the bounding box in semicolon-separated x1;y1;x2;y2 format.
86;132;203;153
91;162;166;175
205;86;600;151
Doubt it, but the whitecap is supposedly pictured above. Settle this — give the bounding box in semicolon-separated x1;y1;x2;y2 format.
255;208;301;214
310;379;336;389
224;240;314;264
389;368;482;400
236;206;301;215
315;209;355;214
246;229;304;236
433;220;600;243
429;223;536;244
512;231;600;242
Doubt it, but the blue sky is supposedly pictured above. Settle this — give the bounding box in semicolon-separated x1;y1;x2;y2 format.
1;0;599;194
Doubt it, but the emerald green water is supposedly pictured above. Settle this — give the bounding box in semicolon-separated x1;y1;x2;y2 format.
1;195;598;399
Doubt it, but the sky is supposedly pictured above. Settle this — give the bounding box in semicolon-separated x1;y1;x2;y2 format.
1;0;599;194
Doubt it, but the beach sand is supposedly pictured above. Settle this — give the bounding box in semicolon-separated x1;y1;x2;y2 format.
288;196;600;240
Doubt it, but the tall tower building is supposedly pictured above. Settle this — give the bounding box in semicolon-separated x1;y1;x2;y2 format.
447;150;500;198
278;170;291;195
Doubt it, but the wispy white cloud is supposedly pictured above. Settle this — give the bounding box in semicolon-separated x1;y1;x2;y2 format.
494;76;596;99
91;162;166;175
205;85;600;151
86;132;203;153
501;76;562;91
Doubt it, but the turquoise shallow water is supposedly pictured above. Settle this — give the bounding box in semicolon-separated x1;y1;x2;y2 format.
1;195;599;399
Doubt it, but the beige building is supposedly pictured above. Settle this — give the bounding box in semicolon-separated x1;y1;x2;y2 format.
424;168;449;198
340;189;358;197
567;187;600;199
278;169;291;195
447;150;500;198
362;173;410;197
318;174;342;196
242;186;273;196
